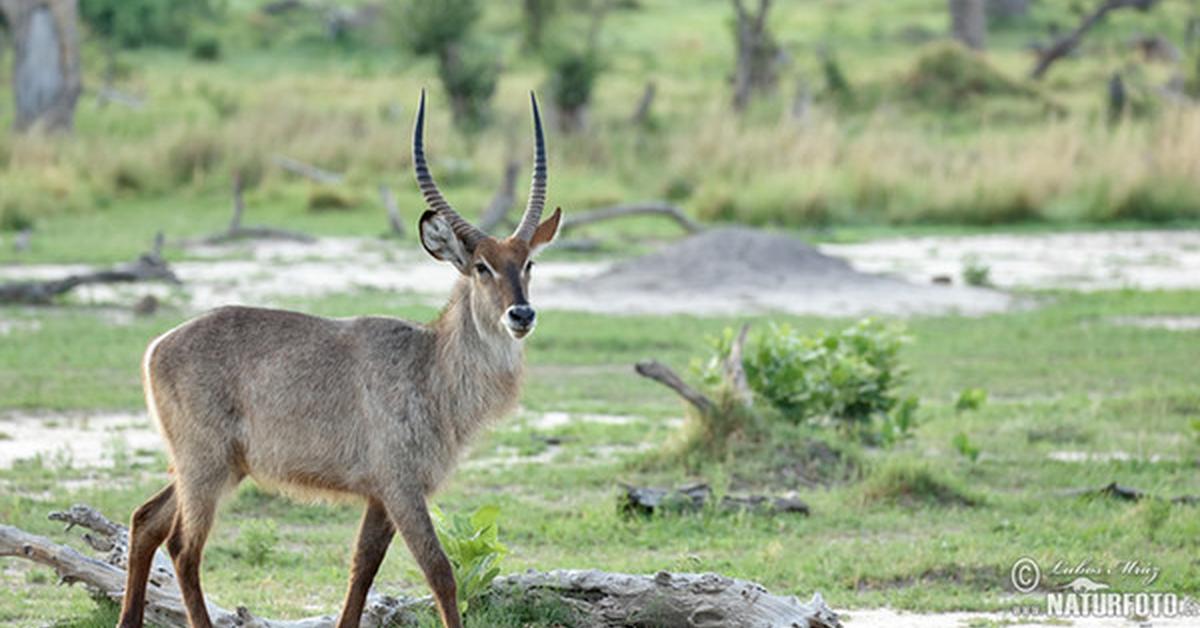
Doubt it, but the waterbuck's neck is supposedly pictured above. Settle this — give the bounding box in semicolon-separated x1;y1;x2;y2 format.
428;278;524;446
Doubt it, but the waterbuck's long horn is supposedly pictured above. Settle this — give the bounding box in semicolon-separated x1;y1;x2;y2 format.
413;90;485;247
513;92;547;242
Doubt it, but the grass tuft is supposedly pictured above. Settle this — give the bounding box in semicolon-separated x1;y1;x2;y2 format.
861;459;979;508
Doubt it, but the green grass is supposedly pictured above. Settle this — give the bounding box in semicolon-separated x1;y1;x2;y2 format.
3;288;1200;624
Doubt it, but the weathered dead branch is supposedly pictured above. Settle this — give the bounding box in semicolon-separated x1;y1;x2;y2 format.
620;482;810;517
1030;0;1160;80
630;81;656;126
635;323;750;415
0;233;179;305
378;183;405;237
476;159;520;234
561;202;704;235
272;154;345;185
635;360;717;416
200;173;315;244
1;505;840;628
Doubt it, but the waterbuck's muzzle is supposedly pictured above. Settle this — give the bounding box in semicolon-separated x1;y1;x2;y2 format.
504;304;536;339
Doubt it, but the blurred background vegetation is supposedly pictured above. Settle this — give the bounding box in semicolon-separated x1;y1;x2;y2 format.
0;0;1198;246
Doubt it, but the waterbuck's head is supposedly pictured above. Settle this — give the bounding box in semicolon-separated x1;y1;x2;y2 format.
414;91;562;341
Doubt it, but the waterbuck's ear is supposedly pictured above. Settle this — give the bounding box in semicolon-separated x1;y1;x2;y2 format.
529;207;562;256
419;210;473;273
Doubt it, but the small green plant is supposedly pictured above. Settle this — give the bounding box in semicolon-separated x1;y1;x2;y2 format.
952;431;981;463
236;519;279;567
962;256;991;287
701;320;918;445
431;504;508;615
955;387;988;412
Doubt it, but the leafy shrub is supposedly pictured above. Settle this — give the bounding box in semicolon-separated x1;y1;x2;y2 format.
952;432;981;463
432;504;508;615
961;257;991;287
236;519;279;567
545;45;604;131
394;0;481;56
81;0;220;49
437;45;500;133
0;205;32;232
955;387;988;412
394;0;497;132
700;320;917;444
189;32;222;62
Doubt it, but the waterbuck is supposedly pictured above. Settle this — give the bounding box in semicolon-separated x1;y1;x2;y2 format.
117;92;562;628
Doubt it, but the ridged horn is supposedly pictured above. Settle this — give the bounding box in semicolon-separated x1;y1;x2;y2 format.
513;92;547;242
413;90;485;247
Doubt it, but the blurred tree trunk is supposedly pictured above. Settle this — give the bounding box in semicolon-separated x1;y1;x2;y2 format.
0;0;81;133
949;0;987;50
731;0;780;111
987;0;1029;21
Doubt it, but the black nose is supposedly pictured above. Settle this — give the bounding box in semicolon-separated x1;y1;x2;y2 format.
507;305;536;327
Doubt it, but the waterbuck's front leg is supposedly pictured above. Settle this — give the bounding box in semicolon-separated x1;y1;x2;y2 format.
382;490;462;628
336;499;395;628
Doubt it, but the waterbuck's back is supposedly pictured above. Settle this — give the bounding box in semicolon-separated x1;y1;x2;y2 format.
144;305;438;498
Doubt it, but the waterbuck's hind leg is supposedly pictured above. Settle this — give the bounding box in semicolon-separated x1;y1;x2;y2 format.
383;492;462;628
165;466;235;628
118;483;177;628
336;499;396;628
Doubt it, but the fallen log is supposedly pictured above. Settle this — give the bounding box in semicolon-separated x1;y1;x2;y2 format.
0;504;840;627
200;173;315;245
1064;481;1200;505
0;233;180;305
494;569;839;628
1030;0;1159;80
562;202;704;235
272;155;345;185
619;482;810;517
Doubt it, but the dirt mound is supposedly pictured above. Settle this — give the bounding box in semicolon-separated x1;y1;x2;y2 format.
588;227;855;291
542;227;1012;317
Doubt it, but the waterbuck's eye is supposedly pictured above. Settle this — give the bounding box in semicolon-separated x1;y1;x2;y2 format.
474;263;492;277
524;260;534;273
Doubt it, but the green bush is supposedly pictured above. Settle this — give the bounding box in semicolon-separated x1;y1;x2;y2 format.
545;45;604;128
81;0;220;49
432;504;508;615
189;32;222;62
393;0;497;132
236;519;279;567
700;320;917;444
437;44;500;133
393;0;481;56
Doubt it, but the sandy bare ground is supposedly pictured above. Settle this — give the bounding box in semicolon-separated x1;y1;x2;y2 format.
0;411;161;469
5;229;1197;320
0;230;1012;317
822;230;1200;291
